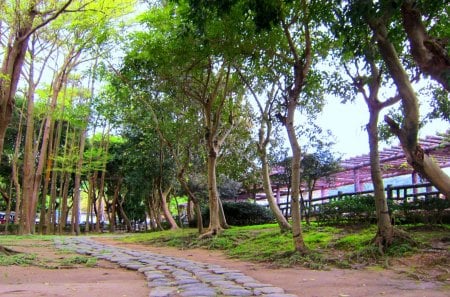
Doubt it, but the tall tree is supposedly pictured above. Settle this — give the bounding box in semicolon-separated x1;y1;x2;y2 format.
347;0;450;198
243;75;292;232
114;2;254;236
0;0;74;161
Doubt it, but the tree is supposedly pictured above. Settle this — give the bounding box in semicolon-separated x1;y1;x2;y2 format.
300;147;340;225
0;0;74;162
248;80;292;232
399;0;450;92
185;0;335;252
113;2;257;237
355;0;450;199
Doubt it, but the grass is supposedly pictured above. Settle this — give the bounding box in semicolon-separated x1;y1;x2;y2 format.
0;235;97;269
0;223;448;272
0;253;37;266
116;222;449;269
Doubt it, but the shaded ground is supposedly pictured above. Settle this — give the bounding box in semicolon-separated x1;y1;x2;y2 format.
0;236;449;297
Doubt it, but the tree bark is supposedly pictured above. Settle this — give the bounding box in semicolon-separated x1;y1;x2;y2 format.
205;145;222;236
158;184;178;230
253;91;291;232
259;146;291;231
0;0;73;162
0;11;34;162
72;125;87;235
368;110;394;249
400;0;450;92
285;97;307;254
177;171;204;233
117;195;132;232
278;1;311;253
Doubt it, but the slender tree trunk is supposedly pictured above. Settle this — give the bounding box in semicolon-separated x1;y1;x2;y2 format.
21;58;38;234
47;120;63;234
260;149;291;231
58;124;73;234
368;110;394;249
285;98;307;253
159;184;178;229
177;172;203;233
217;198;229;229
109;178;122;233
117;196;132;232
12;100;25;226
369;19;450;199
72;126;87;235
205;146;222;236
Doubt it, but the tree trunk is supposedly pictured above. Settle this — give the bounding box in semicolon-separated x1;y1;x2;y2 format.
204;145;223;236
117;196;132;232
0;12;34;162
285;97;307;254
58;124;73;234
368;110;394;249
12;100;25;227
48;120;63;234
159;184;178;230
369;19;450;199
260;148;291;231
20;58;38;235
109;178;122;233
217;198;229;229
177;172;203;233
72;125;87;235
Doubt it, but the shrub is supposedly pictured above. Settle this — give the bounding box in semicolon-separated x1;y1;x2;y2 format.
202;201;275;226
316;195;378;225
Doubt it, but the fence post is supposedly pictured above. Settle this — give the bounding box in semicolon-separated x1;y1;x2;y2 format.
386;185;392;200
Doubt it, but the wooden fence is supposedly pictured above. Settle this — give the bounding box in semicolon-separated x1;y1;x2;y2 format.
275;182;443;217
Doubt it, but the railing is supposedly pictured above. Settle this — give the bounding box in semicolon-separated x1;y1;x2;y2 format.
274;183;443;217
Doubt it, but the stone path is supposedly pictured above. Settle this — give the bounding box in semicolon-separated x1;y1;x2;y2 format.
54;237;298;297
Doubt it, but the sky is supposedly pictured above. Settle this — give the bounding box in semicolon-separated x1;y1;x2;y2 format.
316;96;449;159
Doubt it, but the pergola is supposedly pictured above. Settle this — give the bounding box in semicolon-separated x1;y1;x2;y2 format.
314;132;450;194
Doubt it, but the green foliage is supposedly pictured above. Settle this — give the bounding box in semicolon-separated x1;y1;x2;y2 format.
61;255;97;267
316;195;379;224
202;202;275;226
0;253;37;266
398;198;450;224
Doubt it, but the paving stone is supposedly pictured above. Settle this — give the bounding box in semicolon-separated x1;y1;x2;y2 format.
148;286;177;297
54;237;299;297
220;288;254;296
253;286;285;294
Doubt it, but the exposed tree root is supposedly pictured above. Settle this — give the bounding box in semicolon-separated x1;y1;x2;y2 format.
372;227;418;254
198;227;223;240
0;245;21;256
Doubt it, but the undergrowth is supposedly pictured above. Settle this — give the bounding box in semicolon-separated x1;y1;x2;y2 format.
118;223;449;270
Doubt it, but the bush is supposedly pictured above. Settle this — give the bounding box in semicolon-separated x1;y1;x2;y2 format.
316;195;378;225
316;194;450;225
202;201;275;226
397;197;450;224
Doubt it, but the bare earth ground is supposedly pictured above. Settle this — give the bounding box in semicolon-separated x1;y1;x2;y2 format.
0;237;449;297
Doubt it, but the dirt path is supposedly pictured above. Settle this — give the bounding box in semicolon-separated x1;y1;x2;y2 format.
0;237;448;297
